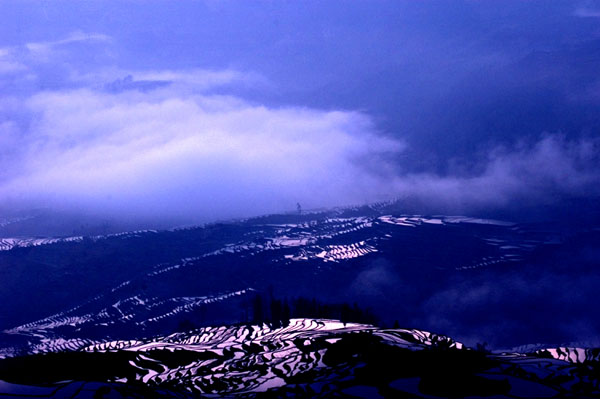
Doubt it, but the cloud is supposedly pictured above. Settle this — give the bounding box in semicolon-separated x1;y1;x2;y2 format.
419;245;600;348
392;135;600;217
350;259;406;298
24;31;111;58
0;32;404;223
1;31;599;226
0;31;110;66
573;7;600;17
0;31;114;100
0;30;264;98
81;68;266;94
0;48;26;75
1;74;599;225
0;87;404;223
0;48;27;74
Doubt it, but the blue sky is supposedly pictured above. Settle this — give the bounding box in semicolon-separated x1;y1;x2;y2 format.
1;1;599;224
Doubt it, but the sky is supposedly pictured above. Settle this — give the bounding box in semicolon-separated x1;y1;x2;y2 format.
1;0;600;227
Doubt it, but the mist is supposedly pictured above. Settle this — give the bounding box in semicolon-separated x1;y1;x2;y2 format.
0;85;404;224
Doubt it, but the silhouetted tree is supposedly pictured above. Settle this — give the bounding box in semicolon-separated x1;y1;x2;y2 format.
246;293;378;327
282;299;291;324
270;298;283;327
252;294;264;324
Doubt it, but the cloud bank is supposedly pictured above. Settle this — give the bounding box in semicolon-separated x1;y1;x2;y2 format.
393;135;600;217
0;30;599;227
0;85;403;224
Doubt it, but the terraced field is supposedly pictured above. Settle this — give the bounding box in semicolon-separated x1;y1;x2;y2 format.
0;207;599;397
1;319;599;398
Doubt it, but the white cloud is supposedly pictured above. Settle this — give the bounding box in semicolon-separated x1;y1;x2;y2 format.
0;88;404;222
134;69;256;87
573;7;600;17
4;81;597;224
392;135;600;213
1;31;599;225
0;59;26;74
0;31;112;81
25;31;111;57
0;47;26;75
73;67;266;94
0;32;406;223
0;30;264;93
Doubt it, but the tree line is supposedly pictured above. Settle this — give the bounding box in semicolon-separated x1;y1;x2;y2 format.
250;293;378;327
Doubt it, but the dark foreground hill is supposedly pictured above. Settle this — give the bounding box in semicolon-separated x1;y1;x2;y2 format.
0;319;599;398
